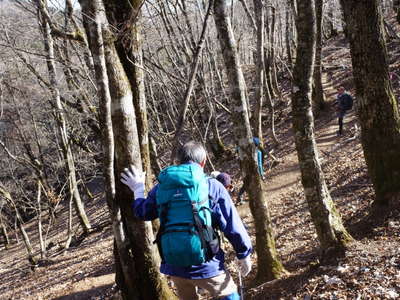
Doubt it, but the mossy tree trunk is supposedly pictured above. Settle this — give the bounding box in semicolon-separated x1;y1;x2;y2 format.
292;0;352;252
213;0;287;282
78;1;176;299
340;0;400;210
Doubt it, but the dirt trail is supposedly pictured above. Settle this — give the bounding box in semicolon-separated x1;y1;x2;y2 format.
0;87;359;300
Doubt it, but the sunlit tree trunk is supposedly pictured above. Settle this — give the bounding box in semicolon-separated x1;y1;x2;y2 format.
214;0;287;282
103;0;153;188
78;1;176;299
292;0;352;253
35;0;91;233
340;0;400;210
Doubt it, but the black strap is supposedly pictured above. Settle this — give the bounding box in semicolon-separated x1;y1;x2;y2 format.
191;203;208;253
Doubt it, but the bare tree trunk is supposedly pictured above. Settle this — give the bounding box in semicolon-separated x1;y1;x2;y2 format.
213;0;287;282
238;0;257;31
340;0;400;210
312;0;326;116
103;0;153;189
64;192;73;249
0;186;36;266
286;0;294;70
0;215;10;248
36;181;46;259
35;0;91;233
292;0;352;253
170;0;214;162
78;1;176;299
252;0;265;141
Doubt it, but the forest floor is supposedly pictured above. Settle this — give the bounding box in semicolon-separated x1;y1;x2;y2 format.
1;26;400;300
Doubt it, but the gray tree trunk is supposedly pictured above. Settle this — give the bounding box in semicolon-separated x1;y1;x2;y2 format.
292;0;352;253
0;186;36;265
78;1;176;299
213;0;287;281
35;0;91;233
252;0;265;140
312;0;326;116
103;1;153;188
340;0;400;210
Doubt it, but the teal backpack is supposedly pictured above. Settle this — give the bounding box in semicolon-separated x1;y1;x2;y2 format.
155;164;220;267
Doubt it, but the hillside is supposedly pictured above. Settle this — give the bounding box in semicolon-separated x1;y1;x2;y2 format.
1;28;400;300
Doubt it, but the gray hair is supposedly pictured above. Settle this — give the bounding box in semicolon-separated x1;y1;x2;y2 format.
177;141;207;164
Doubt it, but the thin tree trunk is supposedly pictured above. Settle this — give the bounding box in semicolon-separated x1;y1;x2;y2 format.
340;0;400;210
292;0;352;253
312;0;326;116
36;181;46;259
64;192;73;249
285;0;294;70
0;186;36;265
252;0;265;141
238;0;257;31
170;0;214;162
0;215;10;248
213;0;287;282
35;0;91;233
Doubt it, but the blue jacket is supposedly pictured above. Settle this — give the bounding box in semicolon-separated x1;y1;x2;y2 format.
132;166;252;279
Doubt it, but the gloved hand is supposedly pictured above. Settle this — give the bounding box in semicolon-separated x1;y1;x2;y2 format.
120;165;145;200
238;255;252;277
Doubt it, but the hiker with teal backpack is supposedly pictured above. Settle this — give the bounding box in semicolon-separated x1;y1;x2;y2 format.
121;141;252;300
236;137;265;205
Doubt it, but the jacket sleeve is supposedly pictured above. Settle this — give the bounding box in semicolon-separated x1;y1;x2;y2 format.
209;179;252;259
131;185;159;221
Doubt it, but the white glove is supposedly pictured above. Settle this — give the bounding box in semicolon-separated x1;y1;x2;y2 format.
120;165;145;200
238;255;252;277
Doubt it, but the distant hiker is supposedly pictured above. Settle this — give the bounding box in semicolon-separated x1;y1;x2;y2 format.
121;141;252;300
334;86;353;136
237;137;265;205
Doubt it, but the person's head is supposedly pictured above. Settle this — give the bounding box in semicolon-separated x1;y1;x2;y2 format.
177;141;207;167
337;86;345;95
216;172;234;193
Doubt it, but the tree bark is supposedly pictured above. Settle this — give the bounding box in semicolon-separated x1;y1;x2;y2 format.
103;0;153;188
35;0;91;234
213;0;287;282
340;0;400;210
78;1;176;299
252;0;265;140
169;0;214;163
0;186;36;265
292;0;352;252
312;0;326;116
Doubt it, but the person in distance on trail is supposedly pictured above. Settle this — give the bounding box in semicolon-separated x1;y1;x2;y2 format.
120;141;252;300
236;137;265;205
333;86;354;136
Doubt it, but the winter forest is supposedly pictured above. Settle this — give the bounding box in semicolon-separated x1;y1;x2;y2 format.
0;0;400;299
